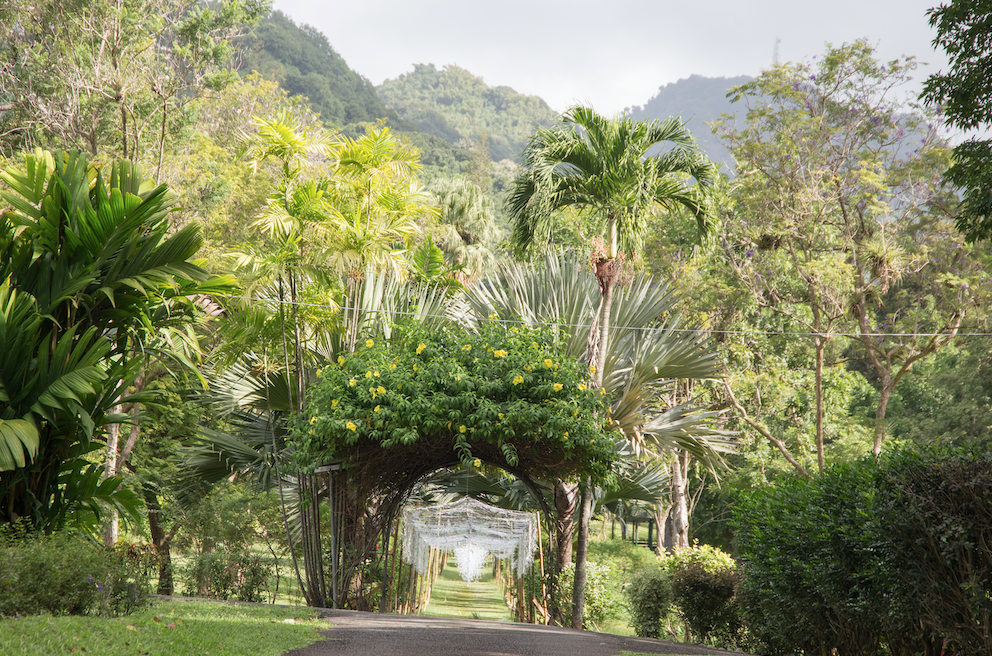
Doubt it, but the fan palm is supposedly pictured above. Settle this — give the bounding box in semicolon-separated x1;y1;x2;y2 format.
508;106;716;387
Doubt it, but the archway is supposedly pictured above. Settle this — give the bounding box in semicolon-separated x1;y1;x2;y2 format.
298;318;616;619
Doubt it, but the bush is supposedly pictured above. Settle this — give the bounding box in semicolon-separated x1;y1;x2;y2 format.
666;545;742;647
875;448;992;656
557;560;625;629
0;529;148;617
733;459;885;656
183;550;270;602
625;567;673;639
733;447;992;656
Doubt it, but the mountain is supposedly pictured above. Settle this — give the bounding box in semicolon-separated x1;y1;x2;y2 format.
627;74;753;173
238;12;467;179
376;64;558;162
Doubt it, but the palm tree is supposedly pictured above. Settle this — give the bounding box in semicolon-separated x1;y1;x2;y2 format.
465;253;731;626
0;149;227;531
507;106;716;388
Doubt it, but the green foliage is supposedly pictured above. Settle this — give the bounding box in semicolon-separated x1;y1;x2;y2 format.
0;149;230;530
733;460;885;656
733;447;992;656
183;551;270;603
921;0;992;241
297;320;616;483
0;528;149;616
557;560;626;629
629;74;753;173
241;11;399;129
660;544;744;647
875;448;992;655
376;64;558;162
0;599;325;656
625;566;674;639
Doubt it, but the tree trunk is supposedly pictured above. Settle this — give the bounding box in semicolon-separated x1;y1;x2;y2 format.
144;486;175;596
814;336;827;474
553;481;576;569
571;480;592;629
669;451;690;550
102;407;122;547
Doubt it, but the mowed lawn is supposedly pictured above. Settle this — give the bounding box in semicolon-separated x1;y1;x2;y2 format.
422;556;513;622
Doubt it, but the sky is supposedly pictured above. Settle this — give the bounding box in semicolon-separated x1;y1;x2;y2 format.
272;0;949;116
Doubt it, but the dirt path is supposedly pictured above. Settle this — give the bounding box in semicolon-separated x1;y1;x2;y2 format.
283;610;751;656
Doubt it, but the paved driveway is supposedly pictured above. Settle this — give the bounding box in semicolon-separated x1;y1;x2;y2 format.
284;610;749;656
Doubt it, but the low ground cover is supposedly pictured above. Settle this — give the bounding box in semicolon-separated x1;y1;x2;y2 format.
0;599;326;656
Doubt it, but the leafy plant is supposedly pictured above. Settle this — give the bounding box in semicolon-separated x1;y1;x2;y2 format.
0;528;149;617
625;567;674;639
183;551;271;603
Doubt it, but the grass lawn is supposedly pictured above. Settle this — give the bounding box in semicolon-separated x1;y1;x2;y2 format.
0;598;328;656
422;556;513;621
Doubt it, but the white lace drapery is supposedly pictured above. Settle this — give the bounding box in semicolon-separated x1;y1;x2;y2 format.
401;497;538;582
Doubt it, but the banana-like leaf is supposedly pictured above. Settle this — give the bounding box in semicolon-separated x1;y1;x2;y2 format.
0;418;39;471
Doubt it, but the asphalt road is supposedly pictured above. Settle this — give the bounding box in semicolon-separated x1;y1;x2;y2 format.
284;610;750;656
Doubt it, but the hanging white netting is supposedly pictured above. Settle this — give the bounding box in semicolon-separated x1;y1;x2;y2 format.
402;497;538;583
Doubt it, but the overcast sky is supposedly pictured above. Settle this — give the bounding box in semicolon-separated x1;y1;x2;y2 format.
272;0;949;116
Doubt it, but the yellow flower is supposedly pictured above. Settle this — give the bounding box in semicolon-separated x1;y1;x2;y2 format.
564;432;569;439
553;383;563;392
493;349;507;358
389;363;396;370
473;458;482;467
338;356;345;366
310;416;317;425
373;370;380;377
366;371;373;379
589;364;596;374
543;359;553;369
498;413;505;420
331;399;339;409
459;425;467;433
413;363;419;372
577;384;587;391
599;388;606;395
346;421;357;431
374;405;381;413
524;364;532;372
462;344;472;351
417;343;427;354
316;369;322;377
377;386;386;394
366;339;375;348
348;378;356;387
513;375;524;385
531;342;538;349
455;375;462;382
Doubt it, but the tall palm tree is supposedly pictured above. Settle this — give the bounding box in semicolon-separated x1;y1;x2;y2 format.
508;107;716;627
507;106;716;387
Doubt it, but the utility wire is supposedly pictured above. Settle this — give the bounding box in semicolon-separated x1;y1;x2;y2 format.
221;294;990;340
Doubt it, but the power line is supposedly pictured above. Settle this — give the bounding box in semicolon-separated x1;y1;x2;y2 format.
221;294;992;340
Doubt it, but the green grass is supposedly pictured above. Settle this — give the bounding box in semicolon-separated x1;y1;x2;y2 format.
0;599;327;656
422;556;513;621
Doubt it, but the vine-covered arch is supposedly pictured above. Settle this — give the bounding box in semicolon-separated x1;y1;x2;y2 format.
295;318;615;612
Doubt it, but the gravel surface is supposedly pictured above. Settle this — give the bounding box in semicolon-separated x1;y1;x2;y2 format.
283;610;751;656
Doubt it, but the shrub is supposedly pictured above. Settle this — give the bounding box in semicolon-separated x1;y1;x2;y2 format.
183;550;270;602
557;560;625;629
0;529;148;616
625;567;673;639
876;448;992;656
733;459;885;656
671;549;741;647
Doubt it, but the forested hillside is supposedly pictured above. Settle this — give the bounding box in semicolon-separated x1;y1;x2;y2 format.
239;11;467;178
377;64;558;161
628;74;753;172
